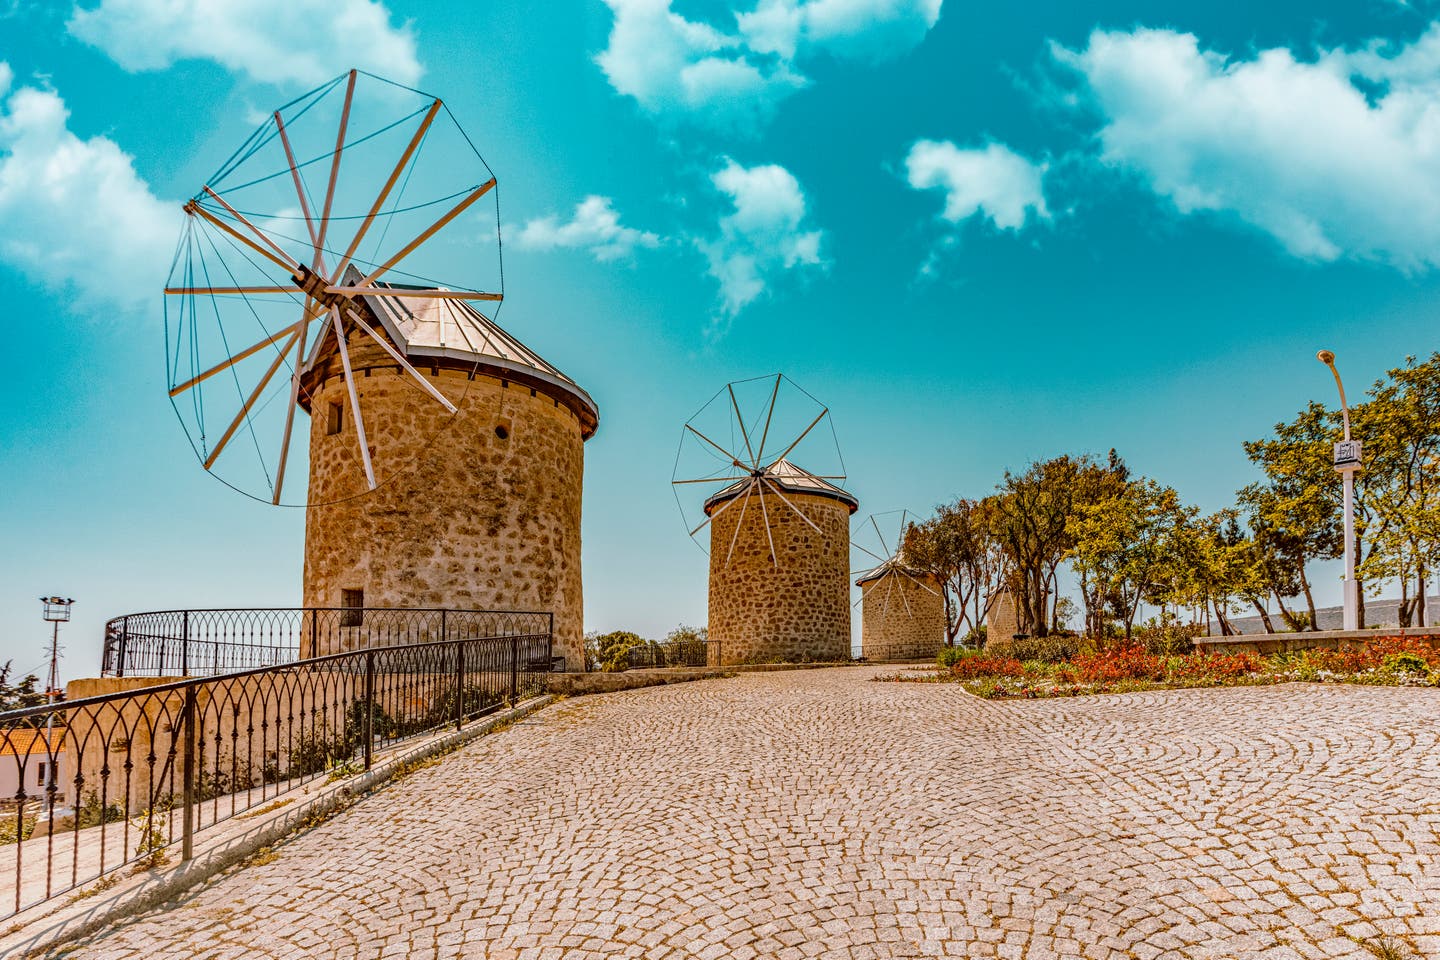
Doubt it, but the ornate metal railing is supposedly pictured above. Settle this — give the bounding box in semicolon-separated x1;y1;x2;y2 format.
102;608;556;677
0;630;551;919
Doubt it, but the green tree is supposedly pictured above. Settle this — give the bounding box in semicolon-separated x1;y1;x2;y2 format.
901;498;1007;645
0;662;46;712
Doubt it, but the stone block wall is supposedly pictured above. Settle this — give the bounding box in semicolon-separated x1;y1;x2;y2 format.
986;589;1020;644
707;491;852;665
304;367;586;670
860;571;946;661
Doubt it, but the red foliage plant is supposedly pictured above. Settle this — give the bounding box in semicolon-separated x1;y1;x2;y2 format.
1070;644;1163;683
1165;652;1262;682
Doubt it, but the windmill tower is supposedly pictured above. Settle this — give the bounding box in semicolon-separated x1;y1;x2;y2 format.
162;70;598;668
853;511;946;662
674;376;857;665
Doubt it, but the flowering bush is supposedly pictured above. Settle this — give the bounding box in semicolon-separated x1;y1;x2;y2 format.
1165;652;1263;683
1070;644;1163;683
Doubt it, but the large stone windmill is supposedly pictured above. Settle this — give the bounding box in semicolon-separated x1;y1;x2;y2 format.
673;375;857;665
163;70;598;667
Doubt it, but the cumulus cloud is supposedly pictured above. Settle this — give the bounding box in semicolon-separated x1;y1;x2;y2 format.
905;139;1049;230
67;0;421;87
699;159;826;320
514;196;662;262
1054;25;1440;267
0;65;177;314
597;0;941;131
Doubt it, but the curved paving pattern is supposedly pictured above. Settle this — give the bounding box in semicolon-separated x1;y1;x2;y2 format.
66;669;1440;959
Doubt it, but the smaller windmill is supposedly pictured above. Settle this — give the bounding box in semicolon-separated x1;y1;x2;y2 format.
852;510;946;662
673;375;857;665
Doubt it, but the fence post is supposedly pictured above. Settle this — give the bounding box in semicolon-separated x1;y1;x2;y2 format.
509;635;519;707
454;642;465;731
310;610;318;658
363;650;375;771
117;617;129;678
181;611;190;678
441;609;448;644
181;685;197;862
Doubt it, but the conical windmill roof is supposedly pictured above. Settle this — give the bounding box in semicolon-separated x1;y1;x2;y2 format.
854;559;929;587
703;458;859;515
304;268;598;438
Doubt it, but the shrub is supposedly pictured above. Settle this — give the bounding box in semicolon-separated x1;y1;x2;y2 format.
987;633;1082;664
961;625;987;648
1133;622;1201;657
936;646;977;670
591;631;646;672
1165;652;1263;684
1383;651;1431;677
948;656;1023;679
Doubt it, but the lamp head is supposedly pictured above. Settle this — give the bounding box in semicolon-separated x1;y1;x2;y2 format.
1317;349;1336;365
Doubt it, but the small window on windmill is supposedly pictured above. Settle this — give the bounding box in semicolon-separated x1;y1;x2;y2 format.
340;588;364;627
327;400;344;436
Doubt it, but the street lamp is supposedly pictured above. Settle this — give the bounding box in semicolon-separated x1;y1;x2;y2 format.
1317;351;1361;630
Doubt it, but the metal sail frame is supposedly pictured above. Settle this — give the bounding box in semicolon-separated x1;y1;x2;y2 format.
852;509;943;620
165;69;502;504
672;374;850;568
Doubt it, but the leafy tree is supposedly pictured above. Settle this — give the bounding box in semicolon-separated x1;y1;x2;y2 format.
902;498;1007;645
0;662;47;713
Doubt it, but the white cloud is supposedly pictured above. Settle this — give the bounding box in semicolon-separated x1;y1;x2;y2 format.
1054;25;1440;267
0;66;177;313
905;139;1049;230
67;0;421;87
515;196;662;262
597;0;940;131
699;159;826;319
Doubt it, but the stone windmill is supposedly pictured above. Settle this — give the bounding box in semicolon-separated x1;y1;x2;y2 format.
162;70;598;668
852;511;946;662
673;375;857;665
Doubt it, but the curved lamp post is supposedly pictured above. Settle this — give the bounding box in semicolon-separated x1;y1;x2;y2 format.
1317;350;1361;631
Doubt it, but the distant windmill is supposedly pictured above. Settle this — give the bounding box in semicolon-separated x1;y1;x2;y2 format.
852;510;946;662
673;375;858;665
164;69;506;506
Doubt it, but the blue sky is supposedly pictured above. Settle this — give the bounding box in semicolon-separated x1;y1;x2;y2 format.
3;0;1439;679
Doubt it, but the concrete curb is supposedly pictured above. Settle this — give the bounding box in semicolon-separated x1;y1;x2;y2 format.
1;695;555;960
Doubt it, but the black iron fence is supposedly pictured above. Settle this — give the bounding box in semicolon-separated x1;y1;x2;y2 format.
622;638;720;670
103;608;555;677
0;630;551;919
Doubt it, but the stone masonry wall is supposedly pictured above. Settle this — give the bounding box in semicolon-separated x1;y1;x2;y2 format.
304;367;586;670
860;571;946;661
708;491;851;665
986;589;1020;645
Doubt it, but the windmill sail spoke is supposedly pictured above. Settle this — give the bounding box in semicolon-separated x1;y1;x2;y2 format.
270;315;312;505
685;424;747;470
314;70;356;272
170;319;304;396
201;187;303;274
728;384;757;467
755;482;778;568
202;329;300;470
165;286;297;296
761;478;823;535
756;373;782;462
771;407;827;466
852;540;889;565
344;307;457;413
327;287;502;301
186;202;298;277
897;567;943;599
871;515;890;557
359;178;496;287
332;99;442;283
688;487;748;537
331;307;377;490
724;481;756;567
274;110;323;271
672;475;747;484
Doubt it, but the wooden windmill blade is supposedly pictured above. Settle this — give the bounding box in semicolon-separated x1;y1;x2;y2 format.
163;69;505;506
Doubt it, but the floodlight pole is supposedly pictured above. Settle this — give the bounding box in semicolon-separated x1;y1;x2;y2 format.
39;596;74;797
1317;351;1360;631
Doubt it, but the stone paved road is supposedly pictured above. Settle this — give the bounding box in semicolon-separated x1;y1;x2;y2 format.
65;668;1440;959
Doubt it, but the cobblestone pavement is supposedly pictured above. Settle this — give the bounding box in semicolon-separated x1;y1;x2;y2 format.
67;668;1440;959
